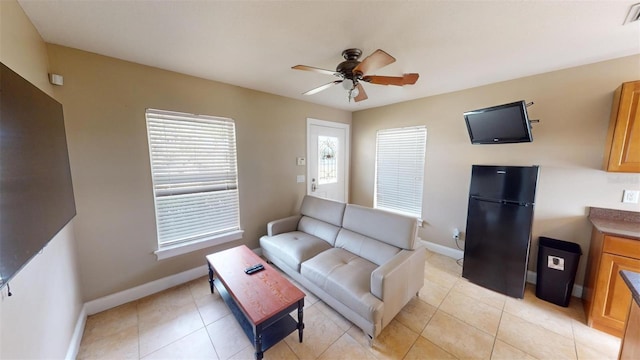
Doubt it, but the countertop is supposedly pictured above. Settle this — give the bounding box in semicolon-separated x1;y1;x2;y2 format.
621;270;640;307
589;207;640;240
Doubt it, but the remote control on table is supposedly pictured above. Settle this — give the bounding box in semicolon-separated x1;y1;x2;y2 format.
244;263;265;274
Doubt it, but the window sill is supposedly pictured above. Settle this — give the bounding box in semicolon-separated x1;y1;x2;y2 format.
154;230;244;260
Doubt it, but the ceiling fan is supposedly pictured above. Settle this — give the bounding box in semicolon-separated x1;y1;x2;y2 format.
292;48;419;102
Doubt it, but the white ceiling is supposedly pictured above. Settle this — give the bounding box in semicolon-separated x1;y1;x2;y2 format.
18;0;640;111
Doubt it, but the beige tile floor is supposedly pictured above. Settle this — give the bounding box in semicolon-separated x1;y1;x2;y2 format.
77;250;622;359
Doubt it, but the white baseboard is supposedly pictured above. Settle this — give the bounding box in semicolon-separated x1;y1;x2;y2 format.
65;304;87;360
85;265;209;315
421;239;583;298
420;239;464;259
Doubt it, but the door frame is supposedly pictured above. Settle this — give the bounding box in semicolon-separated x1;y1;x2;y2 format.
306;118;350;202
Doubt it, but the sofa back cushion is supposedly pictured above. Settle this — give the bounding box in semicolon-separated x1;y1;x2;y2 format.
335;229;400;266
299;195;346;227
296;195;346;245
298;216;341;246
341;204;417;250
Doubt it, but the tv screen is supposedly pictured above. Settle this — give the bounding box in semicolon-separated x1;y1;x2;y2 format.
463;100;533;144
0;62;76;289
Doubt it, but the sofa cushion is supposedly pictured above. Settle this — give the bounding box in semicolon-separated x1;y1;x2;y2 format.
335;228;400;266
342;204;417;250
260;231;332;271
300;195;346;227
298;216;341;246
301;248;383;323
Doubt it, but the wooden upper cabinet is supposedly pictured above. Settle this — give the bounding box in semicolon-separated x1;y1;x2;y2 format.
603;80;640;173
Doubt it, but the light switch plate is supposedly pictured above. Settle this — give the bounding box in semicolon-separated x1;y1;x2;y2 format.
623;190;640;204
296;175;305;183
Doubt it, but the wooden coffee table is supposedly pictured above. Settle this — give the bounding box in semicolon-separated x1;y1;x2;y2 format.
206;245;305;360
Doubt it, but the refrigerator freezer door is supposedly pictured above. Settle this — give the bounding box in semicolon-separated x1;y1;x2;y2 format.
469;165;539;204
462;198;533;298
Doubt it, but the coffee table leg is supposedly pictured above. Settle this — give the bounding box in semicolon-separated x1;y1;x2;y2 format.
208;264;214;294
297;299;304;343
254;332;263;360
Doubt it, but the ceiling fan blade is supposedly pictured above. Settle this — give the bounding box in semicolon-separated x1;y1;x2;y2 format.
303;80;342;95
354;83;368;102
363;73;420;86
353;49;396;75
292;65;338;76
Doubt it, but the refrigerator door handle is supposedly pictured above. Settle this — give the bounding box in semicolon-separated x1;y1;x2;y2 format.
471;196;533;207
502;200;528;206
470;195;502;203
510;201;534;206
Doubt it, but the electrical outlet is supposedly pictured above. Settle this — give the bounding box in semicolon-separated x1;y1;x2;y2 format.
623;190;640;204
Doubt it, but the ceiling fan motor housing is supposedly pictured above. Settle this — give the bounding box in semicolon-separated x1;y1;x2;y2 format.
337;48;363;80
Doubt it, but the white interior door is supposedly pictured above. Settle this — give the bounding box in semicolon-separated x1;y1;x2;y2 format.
307;119;349;202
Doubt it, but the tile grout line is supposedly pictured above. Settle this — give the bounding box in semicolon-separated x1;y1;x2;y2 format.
188;281;223;360
138;283;208;359
489;301;505;360
430;258;520;358
398;299;441;360
570;316;579;360
424;275;466;359
136;300;141;360
303;301;337;360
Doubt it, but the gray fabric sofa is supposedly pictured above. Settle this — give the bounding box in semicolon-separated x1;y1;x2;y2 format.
259;195;426;341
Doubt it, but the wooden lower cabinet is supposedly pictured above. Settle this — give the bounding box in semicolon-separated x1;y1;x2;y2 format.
584;232;640;337
591;253;640;336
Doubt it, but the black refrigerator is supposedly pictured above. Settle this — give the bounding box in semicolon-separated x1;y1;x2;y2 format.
462;165;539;298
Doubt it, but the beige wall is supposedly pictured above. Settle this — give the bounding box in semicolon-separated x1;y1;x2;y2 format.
351;55;640;286
46;45;351;301
0;1;83;358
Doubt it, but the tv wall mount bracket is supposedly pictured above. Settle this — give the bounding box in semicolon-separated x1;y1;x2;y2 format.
526;101;540;124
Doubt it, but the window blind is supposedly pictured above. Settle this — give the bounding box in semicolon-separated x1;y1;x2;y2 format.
374;126;426;218
145;109;240;248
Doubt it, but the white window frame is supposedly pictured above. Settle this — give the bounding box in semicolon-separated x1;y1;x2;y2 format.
374;125;427;220
145;109;243;260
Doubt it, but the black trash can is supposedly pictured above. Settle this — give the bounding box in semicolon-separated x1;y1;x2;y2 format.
535;237;582;307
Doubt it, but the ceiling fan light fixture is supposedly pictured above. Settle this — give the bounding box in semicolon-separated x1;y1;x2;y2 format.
342;79;354;90
349;86;360;99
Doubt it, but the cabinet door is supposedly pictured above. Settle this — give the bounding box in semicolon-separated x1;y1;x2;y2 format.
605;81;640;172
592;253;640;337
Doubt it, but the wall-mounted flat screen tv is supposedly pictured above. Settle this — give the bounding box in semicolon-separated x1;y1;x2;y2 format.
0;62;76;289
463;100;533;144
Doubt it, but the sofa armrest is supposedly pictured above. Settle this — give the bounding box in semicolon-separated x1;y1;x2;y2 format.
267;215;301;236
370;246;426;326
